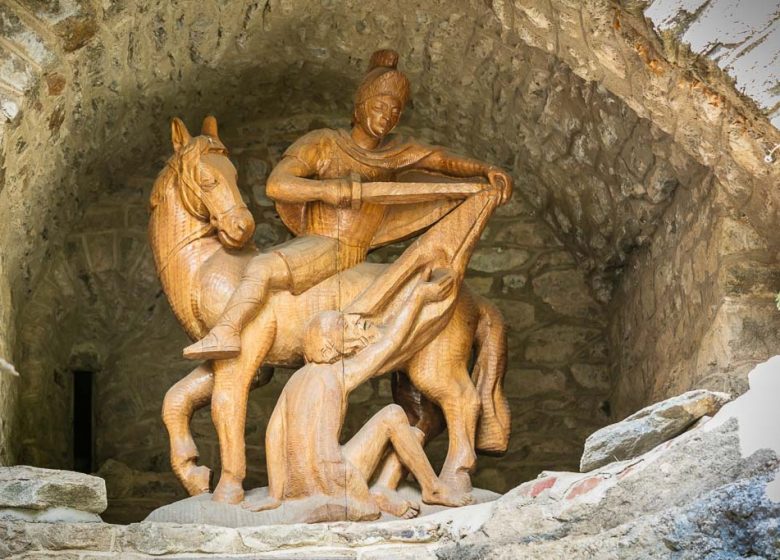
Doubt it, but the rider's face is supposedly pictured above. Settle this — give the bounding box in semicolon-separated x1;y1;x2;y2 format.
357;95;403;139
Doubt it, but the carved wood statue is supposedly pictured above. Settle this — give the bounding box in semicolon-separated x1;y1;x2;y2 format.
150;49;513;511
242;269;474;522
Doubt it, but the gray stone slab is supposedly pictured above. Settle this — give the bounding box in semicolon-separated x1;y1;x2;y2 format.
580;389;731;472
0;466;107;514
145;483;499;527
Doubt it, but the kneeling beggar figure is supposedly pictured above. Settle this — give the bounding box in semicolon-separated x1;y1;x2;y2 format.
148;48;513;517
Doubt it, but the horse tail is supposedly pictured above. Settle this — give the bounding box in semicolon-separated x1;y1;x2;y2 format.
472;295;510;455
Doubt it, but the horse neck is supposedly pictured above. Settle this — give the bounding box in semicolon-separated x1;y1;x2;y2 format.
148;169;216;337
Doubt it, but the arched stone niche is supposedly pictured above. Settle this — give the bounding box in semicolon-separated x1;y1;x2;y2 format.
0;0;777;521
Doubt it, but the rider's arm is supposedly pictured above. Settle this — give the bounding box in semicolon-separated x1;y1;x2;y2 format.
413;150;513;204
266;156;351;207
415;150;492;177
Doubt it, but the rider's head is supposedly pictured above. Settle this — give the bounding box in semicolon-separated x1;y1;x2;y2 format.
353;49;410;140
303;310;381;364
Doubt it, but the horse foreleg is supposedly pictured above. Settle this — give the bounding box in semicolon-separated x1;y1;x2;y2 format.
211;315;275;504
392;371;446;443
162;363;214;496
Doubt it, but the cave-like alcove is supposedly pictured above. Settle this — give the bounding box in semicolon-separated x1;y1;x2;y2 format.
0;0;777;523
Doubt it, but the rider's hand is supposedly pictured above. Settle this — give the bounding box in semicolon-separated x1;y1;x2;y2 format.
321;178;353;208
487;168;513;205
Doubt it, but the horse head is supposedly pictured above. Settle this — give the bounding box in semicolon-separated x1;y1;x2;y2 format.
168;116;255;249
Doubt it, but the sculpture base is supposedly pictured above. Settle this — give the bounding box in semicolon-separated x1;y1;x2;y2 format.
145;483;499;526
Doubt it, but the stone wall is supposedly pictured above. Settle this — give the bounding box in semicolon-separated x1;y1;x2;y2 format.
610;171;780;418
0;0;777;525
0;371;17;466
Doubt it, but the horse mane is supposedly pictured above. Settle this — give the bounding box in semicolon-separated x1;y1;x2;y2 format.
150;158;176;210
149;137;212;212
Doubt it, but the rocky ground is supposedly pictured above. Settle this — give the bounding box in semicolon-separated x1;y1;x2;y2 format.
1;358;779;559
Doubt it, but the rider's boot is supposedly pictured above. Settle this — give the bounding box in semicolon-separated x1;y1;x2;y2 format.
183;277;268;360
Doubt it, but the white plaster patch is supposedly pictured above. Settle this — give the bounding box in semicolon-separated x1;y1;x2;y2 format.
0;357;18;377
704;355;780;501
0;506;102;523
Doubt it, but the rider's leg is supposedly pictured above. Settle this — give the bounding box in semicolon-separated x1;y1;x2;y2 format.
183;253;289;360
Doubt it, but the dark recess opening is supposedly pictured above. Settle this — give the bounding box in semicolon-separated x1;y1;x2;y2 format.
73;370;94;473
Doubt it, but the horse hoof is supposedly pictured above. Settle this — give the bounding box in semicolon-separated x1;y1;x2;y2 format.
212;480;244;504
179;464;212;496
438;471;473;495
189;465;213;494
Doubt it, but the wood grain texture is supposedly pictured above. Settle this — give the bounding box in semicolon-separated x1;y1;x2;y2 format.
149;50;513;519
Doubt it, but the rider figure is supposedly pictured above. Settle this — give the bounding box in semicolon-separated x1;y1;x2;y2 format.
183;49;513;360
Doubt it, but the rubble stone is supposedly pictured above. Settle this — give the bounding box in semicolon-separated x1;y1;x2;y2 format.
580;389;731;472
0;466;106;514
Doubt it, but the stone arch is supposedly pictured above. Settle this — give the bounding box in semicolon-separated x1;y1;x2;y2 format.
0;0;777;516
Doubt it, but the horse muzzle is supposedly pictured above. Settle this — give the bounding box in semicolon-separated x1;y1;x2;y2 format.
216;206;255;249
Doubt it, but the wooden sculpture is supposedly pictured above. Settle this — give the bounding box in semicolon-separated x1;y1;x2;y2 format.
183;48;511;360
150;49;513;510
242;269;474;522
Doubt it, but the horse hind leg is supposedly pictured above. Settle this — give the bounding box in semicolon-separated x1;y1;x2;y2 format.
406;349;480;495
473;296;510;454
162;363;215;495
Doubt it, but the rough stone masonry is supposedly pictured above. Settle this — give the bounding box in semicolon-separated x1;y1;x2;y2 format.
0;0;777;528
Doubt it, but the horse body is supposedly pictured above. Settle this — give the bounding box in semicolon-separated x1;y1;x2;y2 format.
151;120;509;504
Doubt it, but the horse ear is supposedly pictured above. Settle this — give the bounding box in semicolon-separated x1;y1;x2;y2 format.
201;115;219;139
171;117;191;152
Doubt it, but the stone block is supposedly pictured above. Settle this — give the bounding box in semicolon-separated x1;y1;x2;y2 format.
0;46;35;92
469;247;530;273
570;363;610;391
717;217;766;255
580;389;731;472
0;466;107;515
494;220;561;247
505;368;566;396
525;325;601;364
531;269;601;319
495;300;535;331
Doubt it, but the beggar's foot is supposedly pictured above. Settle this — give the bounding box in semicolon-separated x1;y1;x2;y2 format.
371;486;420;519
183;329;240;360
422;482;474;508
242;496;282;512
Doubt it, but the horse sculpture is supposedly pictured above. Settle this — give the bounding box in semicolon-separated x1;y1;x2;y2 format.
149;116;510;504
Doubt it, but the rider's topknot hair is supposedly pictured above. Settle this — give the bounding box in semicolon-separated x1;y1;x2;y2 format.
354;49;410;107
368;49;399;71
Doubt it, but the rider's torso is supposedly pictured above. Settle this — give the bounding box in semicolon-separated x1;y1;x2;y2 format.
304;157;395;251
